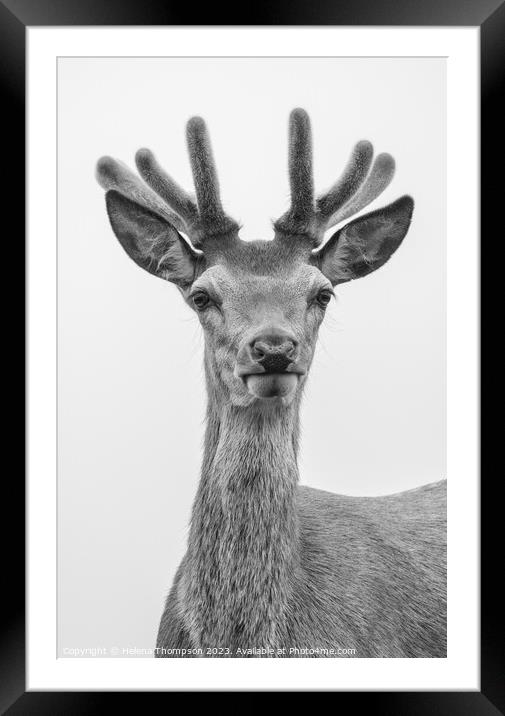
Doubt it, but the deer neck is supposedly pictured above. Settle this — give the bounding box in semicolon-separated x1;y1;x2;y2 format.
181;362;301;653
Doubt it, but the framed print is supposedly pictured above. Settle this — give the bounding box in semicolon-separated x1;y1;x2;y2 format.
2;0;500;708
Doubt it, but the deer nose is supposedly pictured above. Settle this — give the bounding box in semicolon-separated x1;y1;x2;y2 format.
250;334;298;373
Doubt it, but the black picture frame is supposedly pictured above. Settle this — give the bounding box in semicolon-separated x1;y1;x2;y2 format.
3;0;499;709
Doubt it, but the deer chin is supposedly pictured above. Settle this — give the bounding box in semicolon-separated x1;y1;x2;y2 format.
244;373;299;400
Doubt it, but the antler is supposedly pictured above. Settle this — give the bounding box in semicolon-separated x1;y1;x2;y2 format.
274;108;396;246
96;117;239;248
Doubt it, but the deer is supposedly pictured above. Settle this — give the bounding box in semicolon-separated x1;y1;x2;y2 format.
96;109;446;658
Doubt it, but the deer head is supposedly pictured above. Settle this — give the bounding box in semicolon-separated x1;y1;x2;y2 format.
97;109;413;407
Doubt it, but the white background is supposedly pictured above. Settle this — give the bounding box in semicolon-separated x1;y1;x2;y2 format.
57;56;446;657
28;27;478;691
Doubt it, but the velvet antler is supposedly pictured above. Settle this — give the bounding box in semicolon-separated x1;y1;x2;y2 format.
274;108;397;246
96;117;239;248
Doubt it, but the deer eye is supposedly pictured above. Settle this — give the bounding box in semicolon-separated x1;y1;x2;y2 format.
191;291;211;311
315;289;333;308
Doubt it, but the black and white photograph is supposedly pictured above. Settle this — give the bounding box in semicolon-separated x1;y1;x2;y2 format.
57;56;446;660
14;15;493;702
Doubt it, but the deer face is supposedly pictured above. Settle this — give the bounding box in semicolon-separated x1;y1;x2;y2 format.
187;247;333;405
98;110;413;406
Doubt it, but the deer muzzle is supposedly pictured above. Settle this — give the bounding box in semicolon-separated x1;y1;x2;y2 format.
235;331;305;399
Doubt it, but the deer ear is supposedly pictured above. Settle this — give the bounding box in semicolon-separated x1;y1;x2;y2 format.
316;196;414;285
105;190;200;288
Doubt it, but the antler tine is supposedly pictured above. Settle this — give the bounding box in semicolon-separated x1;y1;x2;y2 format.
316;140;373;226
96;156;187;233
135;148;199;230
274;109;315;239
288;108;314;220
186;117;239;238
326;152;396;229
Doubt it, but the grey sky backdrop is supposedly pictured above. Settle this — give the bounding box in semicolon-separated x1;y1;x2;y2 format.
57;57;446;655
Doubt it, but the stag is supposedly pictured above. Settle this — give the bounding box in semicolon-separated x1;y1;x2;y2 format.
96;109;446;658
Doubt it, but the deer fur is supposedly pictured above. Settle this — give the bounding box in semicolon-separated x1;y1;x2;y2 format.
97;109;446;658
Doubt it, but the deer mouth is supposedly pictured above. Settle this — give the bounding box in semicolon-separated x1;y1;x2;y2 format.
244;373;300;399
